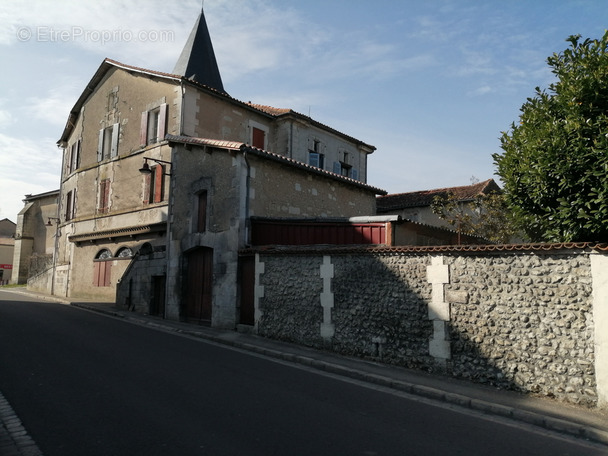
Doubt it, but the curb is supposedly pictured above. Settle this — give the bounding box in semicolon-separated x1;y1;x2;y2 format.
70;301;608;447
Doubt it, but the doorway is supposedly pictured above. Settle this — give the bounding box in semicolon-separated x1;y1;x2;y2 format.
184;247;213;324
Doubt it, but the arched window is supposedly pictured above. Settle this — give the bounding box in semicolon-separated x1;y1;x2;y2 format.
116;247;133;258
95;249;112;260
138;243;154;255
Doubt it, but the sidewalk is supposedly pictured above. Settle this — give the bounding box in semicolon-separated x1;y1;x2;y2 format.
5;287;608;447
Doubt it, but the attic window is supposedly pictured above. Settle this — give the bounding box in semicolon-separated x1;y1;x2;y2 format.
140;103;168;146
252;127;265;149
308;139;324;169
98;123;120;161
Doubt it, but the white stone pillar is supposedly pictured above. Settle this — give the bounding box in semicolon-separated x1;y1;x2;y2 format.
426;255;450;363
253;253;265;332
320;255;335;340
590;253;608;408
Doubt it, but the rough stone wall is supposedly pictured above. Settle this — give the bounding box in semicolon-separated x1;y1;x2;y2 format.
446;253;596;405
255;249;599;406
330;254;434;369
257;255;324;346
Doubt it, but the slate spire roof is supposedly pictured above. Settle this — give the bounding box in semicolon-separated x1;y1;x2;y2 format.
173;6;225;94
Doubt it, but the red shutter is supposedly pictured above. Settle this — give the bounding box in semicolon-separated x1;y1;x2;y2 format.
153;165;163;203
252;127;265;149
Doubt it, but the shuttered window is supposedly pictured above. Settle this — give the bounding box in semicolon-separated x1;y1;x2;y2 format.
97;123;120;161
252;127;265;149
65;189;76;221
98;179;111;214
143;165;164;204
140;103;168;146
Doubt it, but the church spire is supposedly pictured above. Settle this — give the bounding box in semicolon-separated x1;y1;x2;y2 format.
173;6;226;94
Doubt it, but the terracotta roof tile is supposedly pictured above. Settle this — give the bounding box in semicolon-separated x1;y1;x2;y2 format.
242;241;608;255
377;179;501;212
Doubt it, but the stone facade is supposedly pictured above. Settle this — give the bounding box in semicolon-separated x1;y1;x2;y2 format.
253;246;607;408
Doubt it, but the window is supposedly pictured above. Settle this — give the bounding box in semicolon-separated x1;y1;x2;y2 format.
116;247;133;258
333;161;357;179
197;191;207;233
143;164;164;204
252;127;265;149
249;121;268;150
65;189;76;221
98;179;111;214
67;139;81;174
140;104;167;146
308;140;324;169
97;123;120;161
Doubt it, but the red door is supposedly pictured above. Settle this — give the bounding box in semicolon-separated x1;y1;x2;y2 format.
185;248;213;324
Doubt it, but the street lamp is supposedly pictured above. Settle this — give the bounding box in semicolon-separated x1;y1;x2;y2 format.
139;157;172;176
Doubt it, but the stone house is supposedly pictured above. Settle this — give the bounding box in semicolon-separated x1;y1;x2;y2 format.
11;190;59;285
0;218;16;284
47;8;385;327
376;179;501;229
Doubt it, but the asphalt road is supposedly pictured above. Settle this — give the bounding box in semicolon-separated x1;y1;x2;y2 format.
0;291;605;456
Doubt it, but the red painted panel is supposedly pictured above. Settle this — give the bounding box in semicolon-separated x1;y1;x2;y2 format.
251;221;388;246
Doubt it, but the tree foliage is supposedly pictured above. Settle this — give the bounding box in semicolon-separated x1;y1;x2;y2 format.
493;32;608;242
431;191;519;244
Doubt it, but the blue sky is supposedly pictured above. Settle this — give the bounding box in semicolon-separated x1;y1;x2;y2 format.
0;0;606;221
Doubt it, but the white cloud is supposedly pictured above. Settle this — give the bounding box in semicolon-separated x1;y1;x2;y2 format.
0;133;61;221
25;86;80;127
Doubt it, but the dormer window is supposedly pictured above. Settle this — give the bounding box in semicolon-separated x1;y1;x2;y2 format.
308;139;324;169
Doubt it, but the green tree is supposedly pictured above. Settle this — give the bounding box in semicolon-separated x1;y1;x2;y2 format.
431;191;519;244
494;32;608;242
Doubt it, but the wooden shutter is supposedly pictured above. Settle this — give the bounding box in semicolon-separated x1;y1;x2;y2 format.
76;139;81;169
99;179;110;213
72;189;77;219
140;111;148;146
333;161;341;174
153;165;163;203
158;103;168;141
65;190;73;221
110;123;120;157
97;129;104;161
351;169;359;180
143;172;151;204
252;127;265;149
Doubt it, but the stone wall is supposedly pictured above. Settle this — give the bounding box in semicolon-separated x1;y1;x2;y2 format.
254;247;607;408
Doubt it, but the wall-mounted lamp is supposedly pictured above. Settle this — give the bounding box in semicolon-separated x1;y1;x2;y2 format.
139;157;172;176
46;217;61;226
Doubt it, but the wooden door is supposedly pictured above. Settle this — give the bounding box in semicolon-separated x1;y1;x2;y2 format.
239;255;255;325
185;248;213;324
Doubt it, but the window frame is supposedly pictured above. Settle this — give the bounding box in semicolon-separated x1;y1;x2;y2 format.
97;123;120;161
140;103;168;147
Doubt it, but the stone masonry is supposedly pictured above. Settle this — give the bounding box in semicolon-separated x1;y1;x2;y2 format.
254;247;607;408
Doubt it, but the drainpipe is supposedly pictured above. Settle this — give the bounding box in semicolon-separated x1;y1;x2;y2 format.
51;143;67;296
243;149;251;247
